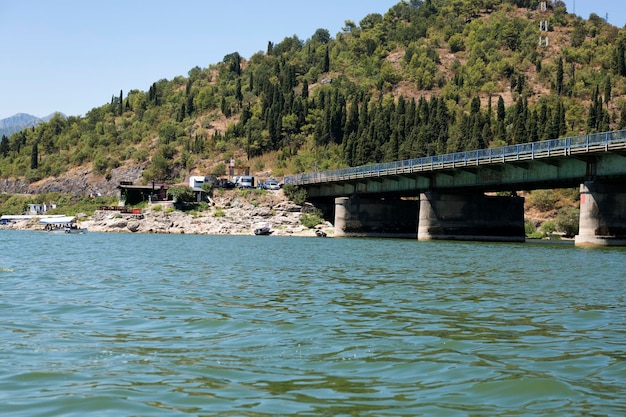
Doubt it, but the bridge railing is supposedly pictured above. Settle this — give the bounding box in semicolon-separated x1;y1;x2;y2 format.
284;130;626;185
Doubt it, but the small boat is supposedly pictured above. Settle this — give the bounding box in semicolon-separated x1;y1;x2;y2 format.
40;216;88;234
253;222;272;235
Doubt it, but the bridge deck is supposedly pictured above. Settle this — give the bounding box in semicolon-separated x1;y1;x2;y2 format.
285;130;626;185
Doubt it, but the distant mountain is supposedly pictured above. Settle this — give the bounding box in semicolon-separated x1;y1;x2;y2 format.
0;112;64;137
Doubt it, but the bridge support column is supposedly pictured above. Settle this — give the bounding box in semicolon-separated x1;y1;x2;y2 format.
575;181;626;246
417;192;525;242
334;196;418;238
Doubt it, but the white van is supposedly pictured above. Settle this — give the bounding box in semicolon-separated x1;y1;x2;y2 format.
237;176;255;189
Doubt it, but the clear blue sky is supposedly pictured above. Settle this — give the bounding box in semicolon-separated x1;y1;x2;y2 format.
0;0;398;120
561;0;624;26
0;1;624;121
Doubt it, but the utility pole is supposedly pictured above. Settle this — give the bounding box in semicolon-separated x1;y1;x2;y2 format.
539;1;549;48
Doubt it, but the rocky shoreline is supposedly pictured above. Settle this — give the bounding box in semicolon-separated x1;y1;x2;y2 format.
2;190;335;237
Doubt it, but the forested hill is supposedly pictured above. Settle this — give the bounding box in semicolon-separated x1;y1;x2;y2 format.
1;0;626;191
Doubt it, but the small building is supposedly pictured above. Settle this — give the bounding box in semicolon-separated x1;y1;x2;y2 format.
27;202;56;215
118;181;171;206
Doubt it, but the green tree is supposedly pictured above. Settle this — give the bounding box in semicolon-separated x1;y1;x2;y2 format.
0;135;8;157
323;46;330;73
619;105;626;129
603;76;611;104
235;78;243;107
556;57;564;95
30;142;39;169
167;185;195;203
556;207;580;238
615;42;626;77
312;28;331;44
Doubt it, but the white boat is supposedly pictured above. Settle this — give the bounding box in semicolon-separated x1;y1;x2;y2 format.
253;222;272;235
40;216;88;234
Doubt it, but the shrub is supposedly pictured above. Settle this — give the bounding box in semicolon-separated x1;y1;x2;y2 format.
213;207;225;217
529;189;559;212
556;207;580;238
539;220;557;236
167;185;195;203
283;184;307;206
527;231;544;239
449;34;465;53
211;162;226;177
195;201;210;212
524;219;536;236
300;212;323;228
0;195;30;216
93;154;109;175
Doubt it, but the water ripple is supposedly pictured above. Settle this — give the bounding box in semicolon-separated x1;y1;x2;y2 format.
0;231;624;416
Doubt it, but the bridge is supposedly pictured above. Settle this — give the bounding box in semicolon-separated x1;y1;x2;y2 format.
284;130;626;246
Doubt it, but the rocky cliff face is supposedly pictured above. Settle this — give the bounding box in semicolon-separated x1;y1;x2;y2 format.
0;164;146;196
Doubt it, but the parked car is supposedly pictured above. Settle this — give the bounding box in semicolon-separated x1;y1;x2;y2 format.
236;176;255;189
213;178;235;189
263;178;280;190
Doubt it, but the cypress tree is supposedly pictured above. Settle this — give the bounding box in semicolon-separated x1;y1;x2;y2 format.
470;96;481;114
616;42;626;77
556;57;564;95
619;105;626;130
344;99;359;140
405;98;416;132
0;135;8;157
186;92;194;116
527;109;539;142
31;142;38;169
433;98;449;153
604;75;611;104
497;96;505;122
396;96;407;143
494;96;506;142
323;46;330;73
558;101;567;136
600;109;610;132
235;78;243;107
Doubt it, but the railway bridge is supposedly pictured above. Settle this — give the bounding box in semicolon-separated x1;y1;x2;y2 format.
284;130;626;246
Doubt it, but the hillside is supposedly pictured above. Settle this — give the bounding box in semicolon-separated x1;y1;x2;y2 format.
1;0;625;197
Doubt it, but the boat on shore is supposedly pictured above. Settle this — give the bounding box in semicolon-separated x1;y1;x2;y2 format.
253;222;272;236
40;216;88;234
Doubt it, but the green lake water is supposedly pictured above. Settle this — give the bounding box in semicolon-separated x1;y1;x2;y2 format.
1;230;624;416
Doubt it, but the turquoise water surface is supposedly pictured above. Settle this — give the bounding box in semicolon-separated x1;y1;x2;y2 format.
1;230;624;416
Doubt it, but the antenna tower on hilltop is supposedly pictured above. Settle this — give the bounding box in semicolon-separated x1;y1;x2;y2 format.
539;1;549;47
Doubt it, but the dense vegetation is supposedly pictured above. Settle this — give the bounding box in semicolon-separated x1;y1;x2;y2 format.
1;0;625;188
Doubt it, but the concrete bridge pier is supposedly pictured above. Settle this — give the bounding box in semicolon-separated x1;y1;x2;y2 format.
334;196;419;238
417;191;525;242
575;181;626;246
